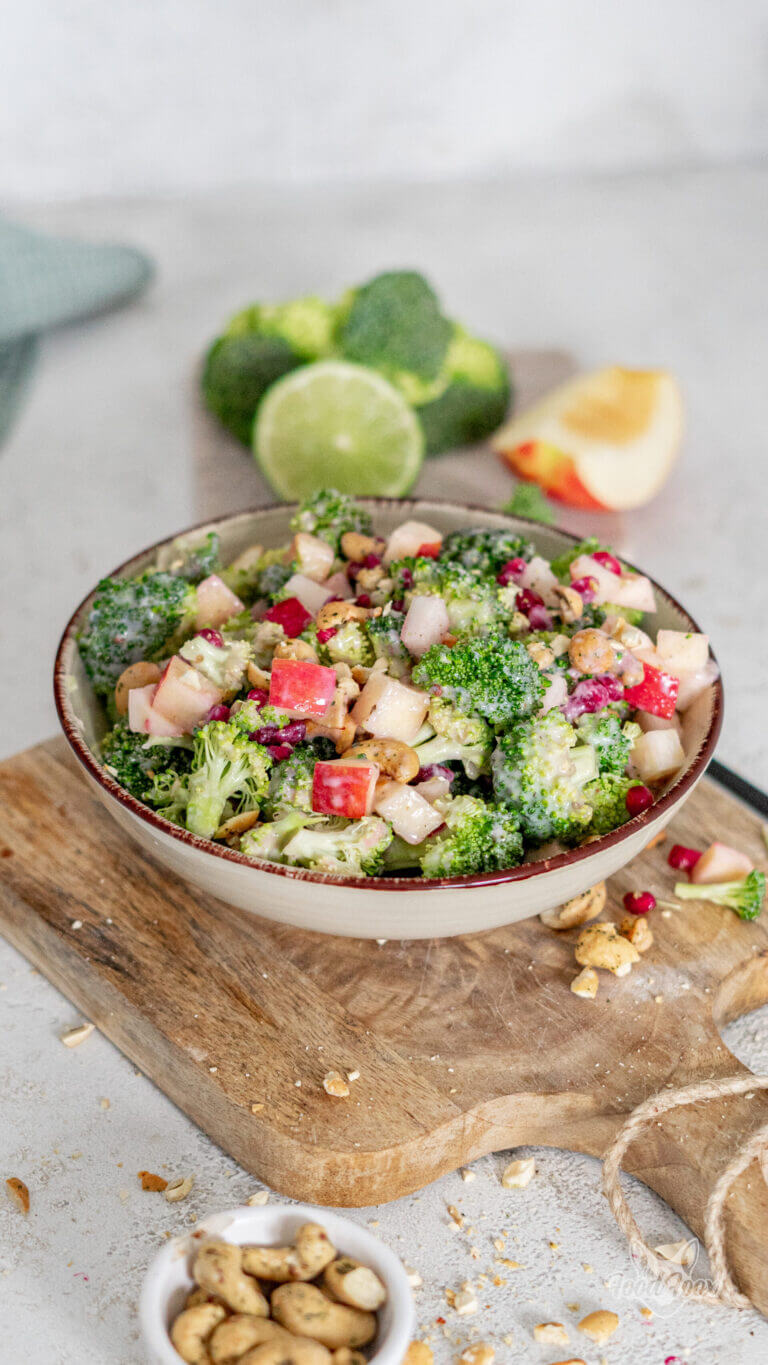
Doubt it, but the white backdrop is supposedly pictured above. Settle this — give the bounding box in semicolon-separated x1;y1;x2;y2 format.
3;0;766;199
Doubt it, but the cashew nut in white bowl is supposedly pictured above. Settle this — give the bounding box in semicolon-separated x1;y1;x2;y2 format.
170;1303;228;1363
242;1222;335;1283
271;1284;377;1350
139;1204;415;1365
209;1314;292;1363
193;1240;270;1316
239;1339;332;1365
322;1259;388;1311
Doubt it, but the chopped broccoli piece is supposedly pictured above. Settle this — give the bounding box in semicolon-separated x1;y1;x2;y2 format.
413;697;492;778
576;713;636;776
413;633;544;727
420;794;523;878
157;530;221;583
143;767;190;825
290;488;372;552
227;297;337;359
582;774;641;837
100;722;192;801
339;271;452;385
79;572;196;696
186;720;271;839
365;610;411;678
388;556;509;636
241;810;321;863
596;603;646;628
318;620;374;668
549;537;605;583
416;326;511;455
492;710;595;844
202;334;301;445
263;740;334;818
501;482;555;525
220;544;292;605
674;871;765;922
279;816;394;877
179;634;252;692
439;526;534;578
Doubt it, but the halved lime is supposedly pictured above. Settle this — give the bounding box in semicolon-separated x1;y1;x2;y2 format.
253;360;424;499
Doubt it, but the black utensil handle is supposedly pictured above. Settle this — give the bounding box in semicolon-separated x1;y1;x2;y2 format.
709;759;768;820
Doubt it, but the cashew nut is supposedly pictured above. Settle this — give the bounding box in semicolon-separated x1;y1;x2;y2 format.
539;883;606;930
215;810;261;841
568;628;617;676
210;1315;293;1364
274;639;319;663
574;922;641;976
239;1339;332;1365
242;1223;336;1284
551;585;584;623
305;715;357;754
114;660;161;715
315;601;370;631
341;738;420;784
354;564;385;591
170;1303;228;1364
271;1284;377;1350
331;1351;368;1365
247;661;272;690
340;531;384;562
322;1258;387;1311
570;966;599;999
525;640;555;669
619;914;654;953
185;1287;217;1309
194;1240;270;1316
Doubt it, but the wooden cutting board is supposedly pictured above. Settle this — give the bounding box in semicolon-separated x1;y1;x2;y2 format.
2;739;768;1312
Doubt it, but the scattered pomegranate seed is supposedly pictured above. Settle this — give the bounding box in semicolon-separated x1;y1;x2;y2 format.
267;743;293;762
400;567;414;588
278;721;307;745
570;574;599;603
205;703;230;723
247;688;269;707
363;553;382;568
316;626;338;644
355;594;372;607
197;627;224;648
624;890;657;916
515;587;545;614
251;724;280;744
592;550;623;575
263;596;312;638
391;599;405;612
496;557;527;587
626;783;654;816
668;844;702;872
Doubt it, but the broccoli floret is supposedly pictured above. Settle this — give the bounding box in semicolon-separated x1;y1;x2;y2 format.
100;722;192;801
258;558;295;603
156;530;221;583
79;572;196;696
492;710;596;844
339;271;452;388
143;768;190;825
318;620;374;668
549;538;606;583
227;297;337;359
439;527;534;578
501;482;555;525
413;634;544;727
420;794;523;878
241;810;321;863
179;634;252;692
582;774;641;837
674;870;766;922
201;334;302;445
576;713;637;776
389;556;508;636
263;740;333;818
280;816;394;877
414;698;492;778
416;326;511;455
219;544;292;605
290;488;372;552
596;603;646;628
186;720;271;839
365;610;411;678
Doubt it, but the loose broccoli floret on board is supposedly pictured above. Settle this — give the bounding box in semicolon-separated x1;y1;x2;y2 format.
420;794;523;878
501;482;555;525
413;634;544;727
280;816;394;877
79;572;196;696
227;297;337;359
186;721;271;839
576;713;637;777
439;526;534;578
416;326;511;455
202;334;302;445
674;871;766;922
100;723;192;802
339;271;452;393
582;774;641;837
492;710;596;844
290;488;372;552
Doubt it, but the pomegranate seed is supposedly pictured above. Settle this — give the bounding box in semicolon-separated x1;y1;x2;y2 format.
561;673;623;721
355;594;372;607
515;587;545;614
623;890;656;915
197;627;223;648
570;575;599;603
251;725;280;744
527;603;554;630
496;557;527;587
247;688;269;707
278;721;307;745
416;765;455;783
205;703;230;723
267;743;293;762
363;553;382;569
668;844;702;872
592;550;623;575
391;599;405;612
263;596;312;638
626;784;654;816
316;626;338;644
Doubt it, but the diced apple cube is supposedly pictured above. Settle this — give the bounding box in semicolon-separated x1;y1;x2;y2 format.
127;683;185;737
569;554;627;604
540;671;568;714
690;841;753;885
322;570;354;601
194;574;244;629
675;659;720;711
152;656;224;731
636;708;683;738
624;662;679;718
351;673;429;743
383;520;443;565
281;572;334;615
610;572;656;613
631;728;685;783
655;629;710;677
373;779;446;844
521;554;559;601
400;595;450;657
291;532;335;583
414;776;453;804
268;656;337;718
312;759;379;818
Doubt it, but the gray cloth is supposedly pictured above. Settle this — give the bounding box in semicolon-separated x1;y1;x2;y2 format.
0;218;153;443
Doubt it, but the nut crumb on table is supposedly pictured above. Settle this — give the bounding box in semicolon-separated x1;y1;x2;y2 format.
5;1176;30;1213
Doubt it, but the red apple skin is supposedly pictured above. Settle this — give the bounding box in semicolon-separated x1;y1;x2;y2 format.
623;663;679;719
268;657;337;718
499;442;608;511
312;760;379;818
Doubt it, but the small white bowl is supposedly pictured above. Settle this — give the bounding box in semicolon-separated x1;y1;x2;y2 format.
139;1203;415;1365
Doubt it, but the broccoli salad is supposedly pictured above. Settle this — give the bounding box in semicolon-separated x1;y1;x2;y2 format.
80;490;718;880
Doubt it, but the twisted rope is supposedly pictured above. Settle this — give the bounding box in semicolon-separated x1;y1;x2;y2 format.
601;1073;768;1308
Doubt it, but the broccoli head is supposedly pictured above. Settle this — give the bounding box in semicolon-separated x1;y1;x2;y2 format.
413;633;544;727
339;271;452;387
414;697;492;778
79;572;196;696
263;740;334;818
143;767;190;825
365;610;411;678
290;488;372;552
390;555;509;636
416;325;511;455
202;334;302;445
318;620;374;669
439;526;534;578
226;297;337;359
279;815;394;877
186;720;271;839
582;774;641;838
492;710;596;844
420;794;523;878
179;634;252;692
156;530;221;583
576;713;638;776
674;870;765;922
241;810;321;863
100;722;192;801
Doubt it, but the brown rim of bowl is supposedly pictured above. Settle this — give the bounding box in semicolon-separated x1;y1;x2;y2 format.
53;496;723;892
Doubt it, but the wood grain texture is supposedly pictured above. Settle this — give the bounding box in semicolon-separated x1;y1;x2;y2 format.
2;739;768;1310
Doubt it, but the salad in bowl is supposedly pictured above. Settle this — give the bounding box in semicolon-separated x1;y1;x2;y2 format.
69;490;719;889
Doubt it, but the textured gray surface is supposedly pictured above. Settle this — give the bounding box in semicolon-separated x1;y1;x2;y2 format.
1;168;768;1361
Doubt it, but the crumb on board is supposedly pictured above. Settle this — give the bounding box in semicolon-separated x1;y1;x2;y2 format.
60;1022;95;1048
137;1171;168;1192
501;1157;535;1189
5;1177;30;1214
323;1070;351;1097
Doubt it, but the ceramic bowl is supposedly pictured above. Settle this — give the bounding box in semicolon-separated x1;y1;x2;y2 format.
54;498;722;939
138;1202;415;1365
